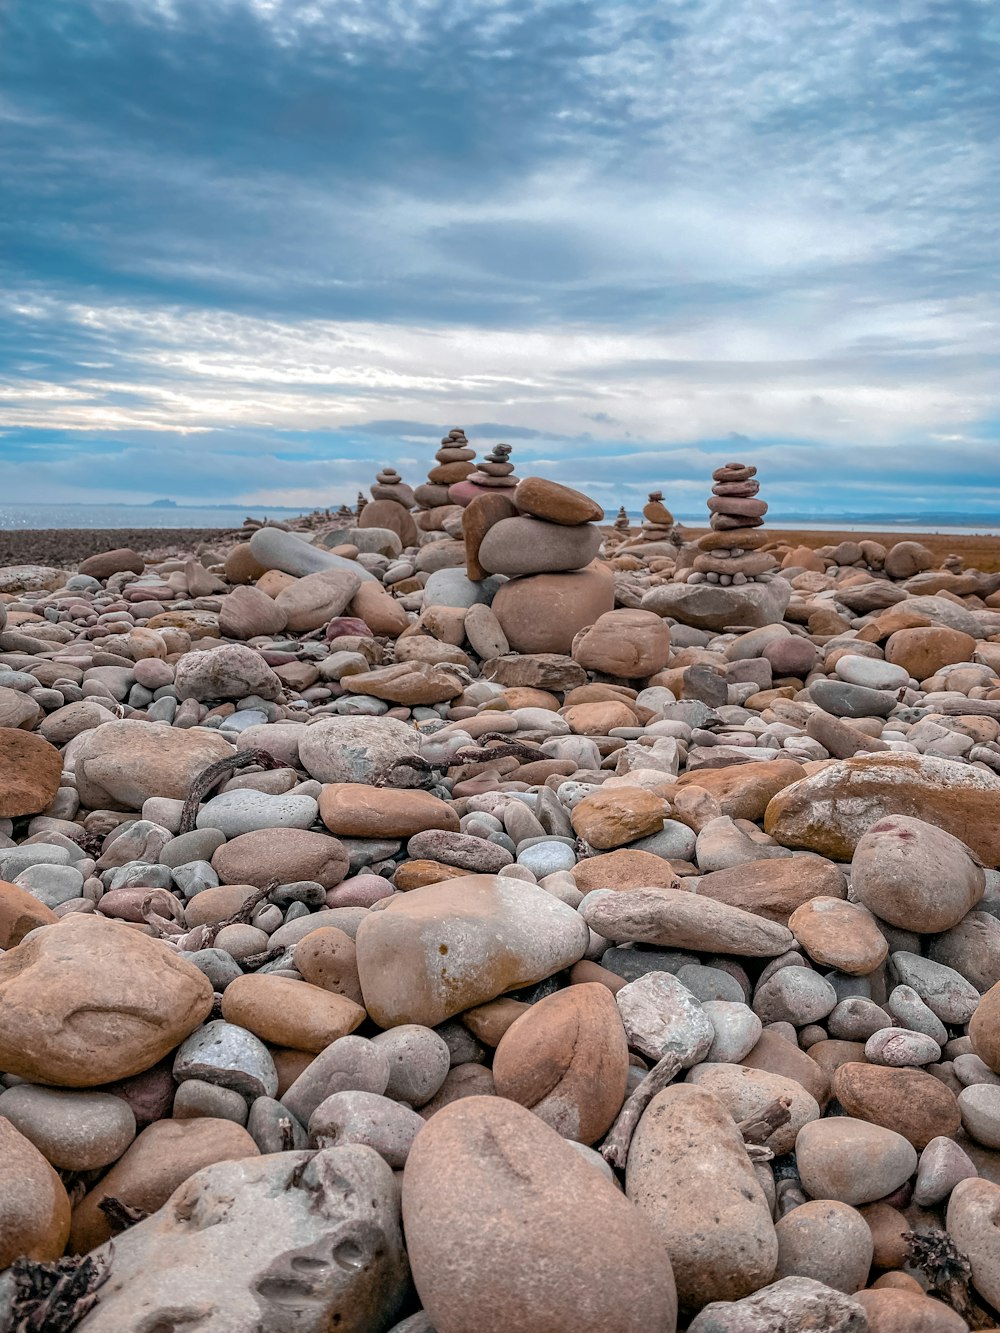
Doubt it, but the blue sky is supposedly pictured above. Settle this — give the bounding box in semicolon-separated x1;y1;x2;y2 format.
1;0;999;516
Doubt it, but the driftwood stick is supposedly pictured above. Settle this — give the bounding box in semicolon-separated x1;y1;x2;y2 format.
178;749;284;834
737;1095;793;1147
600;1051;683;1169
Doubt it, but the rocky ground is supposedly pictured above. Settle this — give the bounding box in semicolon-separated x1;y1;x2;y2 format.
1;466;999;1332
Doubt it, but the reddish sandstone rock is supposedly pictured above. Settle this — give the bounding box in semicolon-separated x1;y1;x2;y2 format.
571;787;666;850
513;476;605;526
319;784;459;838
0;1118;72;1266
0;915;213;1088
832;1063;961;1149
492;983;628;1144
571;609;671;678
0;878;59;948
676;759;805;822
572;849;681;893
884;626;977;680
221;975;366;1052
492;564;615;654
696;856;846;923
0;727;63;817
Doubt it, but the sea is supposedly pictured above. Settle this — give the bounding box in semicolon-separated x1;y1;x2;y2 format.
1;502;998;535
0;503;307;530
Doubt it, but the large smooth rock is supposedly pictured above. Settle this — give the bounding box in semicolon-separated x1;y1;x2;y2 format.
513;476;604;526
275;569;363;631
765;753;1000;866
571;609;672;678
946;1177;1000;1311
627;1083;777;1309
795;1117;917;1205
0;728;63;817
76;1146;407;1332
695;857;846;924
491;983;628;1143
833;1063;960;1148
75;720;232;811
582;885;794;956
0;915;213;1087
212;828;349;889
851;815;984;932
319;785;459;838
174;643;284;702
642;580;792;632
298;715;421;785
402;1096;678;1333
492;564;615;654
686;1064;819;1156
0;1116;72;1266
249;525;378;581
0;1085;136;1170
477;516;602;577
355;875;590;1028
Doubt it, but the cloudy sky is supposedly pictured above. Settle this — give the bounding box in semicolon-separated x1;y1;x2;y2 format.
1;0;998;518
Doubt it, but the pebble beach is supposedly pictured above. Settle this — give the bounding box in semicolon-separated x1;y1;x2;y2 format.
1;436;1000;1331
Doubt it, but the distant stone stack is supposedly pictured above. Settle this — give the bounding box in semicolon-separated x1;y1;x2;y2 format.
355;492;368;520
686;462;778;586
335;504;354;522
414;429;476;533
361;466;419;547
613;506;631;534
448;442;520;508
466;475;613;653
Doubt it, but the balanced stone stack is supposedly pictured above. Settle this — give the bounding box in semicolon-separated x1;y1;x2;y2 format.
613;505;631;535
623;490;682;555
360;467;418;548
414;430;476;534
686;463;778;588
470;475;615;653
449;441;519;508
355;492;368;520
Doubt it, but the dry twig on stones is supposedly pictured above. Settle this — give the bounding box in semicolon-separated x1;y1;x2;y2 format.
8;1250;112;1333
600;1052;682;1169
178;749;284;835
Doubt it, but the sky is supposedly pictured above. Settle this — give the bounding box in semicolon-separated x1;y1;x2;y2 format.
1;0;999;518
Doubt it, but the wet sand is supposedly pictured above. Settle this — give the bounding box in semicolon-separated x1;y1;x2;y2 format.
0;527;243;568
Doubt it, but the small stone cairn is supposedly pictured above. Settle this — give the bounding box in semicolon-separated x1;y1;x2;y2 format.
612;505;631;535
448;442;520;508
414;429;476;533
685;461;778;587
360;466;419;547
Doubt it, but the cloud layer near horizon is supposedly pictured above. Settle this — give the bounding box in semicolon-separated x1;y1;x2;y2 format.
1;0;998;514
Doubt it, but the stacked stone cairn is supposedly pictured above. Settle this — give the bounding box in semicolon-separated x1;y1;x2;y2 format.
686;461;778;587
448;441;519;508
465;473;615;653
612;505;631;535
413;429;476;534
360;466;418;548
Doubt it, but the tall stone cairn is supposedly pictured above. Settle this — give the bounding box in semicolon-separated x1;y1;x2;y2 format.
686;461;778;586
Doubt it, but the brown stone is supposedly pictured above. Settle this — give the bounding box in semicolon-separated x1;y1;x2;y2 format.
491;983;628;1144
571;609;671;678
492;563;615;654
675;759;805;822
853;1288;968;1332
394;859;470;891
223;541;268;585
319;785;459;838
833;1062;961;1148
463;492;519;581
68;1118;258;1254
343;662;464;705
0;915;213;1088
0;727;63;817
360;498;418;547
969;980;1000;1074
572;849;681;893
765;753;1000;867
789;898;888;975
292;927;364;1005
347;582;410;636
513;476;604;526
796;1118;917;1206
696;856;847;924
0;878;59;948
0;1117;71;1265
74;719;232;811
562;700;638;735
221;975;365;1052
626;1083;776;1309
851;815;985;933
355;875;589;1029
740;1029;831;1107
461;997;530;1047
78;547;145;580
212;828;349;890
218;584;289;638
571;787;665;849
275;569;361;631
884;626;978;681
402;1096;677;1333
